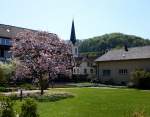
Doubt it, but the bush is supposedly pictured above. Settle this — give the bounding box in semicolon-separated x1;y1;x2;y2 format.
131;69;150;89
32;93;74;102
9;93;19;100
0;62;15;84
0;97;15;117
20;83;37;90
20;98;39;117
0;86;7;92
0;67;4;83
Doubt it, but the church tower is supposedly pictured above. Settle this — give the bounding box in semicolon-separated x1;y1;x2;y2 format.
70;20;78;57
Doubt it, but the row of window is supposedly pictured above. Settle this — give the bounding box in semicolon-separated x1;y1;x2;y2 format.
0;38;12;46
102;69;128;76
73;68;94;74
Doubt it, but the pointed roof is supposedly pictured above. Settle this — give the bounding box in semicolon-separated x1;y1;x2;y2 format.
70;20;76;45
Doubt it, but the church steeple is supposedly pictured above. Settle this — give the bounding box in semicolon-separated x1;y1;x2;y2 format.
70;20;76;45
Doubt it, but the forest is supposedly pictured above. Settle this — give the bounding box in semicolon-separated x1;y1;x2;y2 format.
79;33;150;57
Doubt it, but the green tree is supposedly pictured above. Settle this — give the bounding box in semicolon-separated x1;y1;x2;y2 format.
79;33;150;56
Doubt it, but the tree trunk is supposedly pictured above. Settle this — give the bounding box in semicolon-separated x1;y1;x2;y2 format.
51;81;54;88
41;86;44;95
40;76;44;95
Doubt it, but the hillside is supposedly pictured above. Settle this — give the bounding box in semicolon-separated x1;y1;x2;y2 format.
79;33;150;57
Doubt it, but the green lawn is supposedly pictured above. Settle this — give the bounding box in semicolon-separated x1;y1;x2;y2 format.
15;88;150;117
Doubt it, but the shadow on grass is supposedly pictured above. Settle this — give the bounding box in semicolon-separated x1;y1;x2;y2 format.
33;93;74;102
7;92;75;102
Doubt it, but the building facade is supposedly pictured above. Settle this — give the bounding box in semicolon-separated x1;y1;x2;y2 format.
0;24;57;62
95;46;150;85
69;20;96;79
73;57;96;79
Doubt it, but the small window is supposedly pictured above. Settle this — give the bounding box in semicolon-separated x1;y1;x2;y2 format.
0;49;4;57
84;69;87;74
1;39;5;45
75;48;78;54
77;69;79;73
90;69;94;73
119;69;128;75
73;69;76;73
103;70;111;76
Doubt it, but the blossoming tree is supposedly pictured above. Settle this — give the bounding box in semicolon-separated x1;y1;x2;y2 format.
11;30;73;95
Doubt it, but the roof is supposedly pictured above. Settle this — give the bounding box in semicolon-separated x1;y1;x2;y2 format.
74;56;97;67
0;24;56;39
70;20;76;45
95;46;150;62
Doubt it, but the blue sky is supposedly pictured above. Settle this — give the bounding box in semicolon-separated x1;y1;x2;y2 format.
0;0;150;39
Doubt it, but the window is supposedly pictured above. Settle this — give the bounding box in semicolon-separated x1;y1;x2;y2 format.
103;70;111;76
0;37;12;46
1;39;5;45
77;69;79;73
5;39;12;46
4;50;11;58
87;62;92;67
90;69;94;73
84;69;87;74
0;49;4;57
119;69;128;75
75;48;78;55
73;69;76;73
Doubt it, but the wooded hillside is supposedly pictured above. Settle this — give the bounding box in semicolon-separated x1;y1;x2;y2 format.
79;33;150;56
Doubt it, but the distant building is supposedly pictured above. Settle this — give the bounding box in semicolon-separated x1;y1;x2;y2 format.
69;20;78;57
95;46;150;85
73;56;96;79
0;24;56;62
69;20;96;79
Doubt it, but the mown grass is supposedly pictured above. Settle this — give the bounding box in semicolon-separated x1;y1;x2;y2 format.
14;88;150;117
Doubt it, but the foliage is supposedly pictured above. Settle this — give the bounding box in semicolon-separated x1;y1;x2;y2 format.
0;86;8;92
0;67;4;83
9;93;19;100
20;98;39;117
131;69;150;89
32;93;74;102
0;97;15;117
11;31;73;95
20;83;37;90
0;62;16;84
79;33;150;56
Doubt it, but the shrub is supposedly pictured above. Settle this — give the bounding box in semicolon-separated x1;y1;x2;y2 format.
131;69;150;89
0;62;15;84
0;67;4;83
0;97;15;117
20;83;37;90
0;86;7;92
33;93;74;102
20;98;39;117
9;93;19;100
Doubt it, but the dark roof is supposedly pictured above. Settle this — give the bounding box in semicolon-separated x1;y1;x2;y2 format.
0;24;56;39
95;46;150;62
70;20;76;45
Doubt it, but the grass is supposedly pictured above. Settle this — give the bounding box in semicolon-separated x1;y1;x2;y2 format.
14;87;150;117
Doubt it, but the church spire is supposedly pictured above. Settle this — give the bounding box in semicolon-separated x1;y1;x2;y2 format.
70;19;76;45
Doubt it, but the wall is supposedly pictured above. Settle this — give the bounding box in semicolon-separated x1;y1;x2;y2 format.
96;59;150;84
